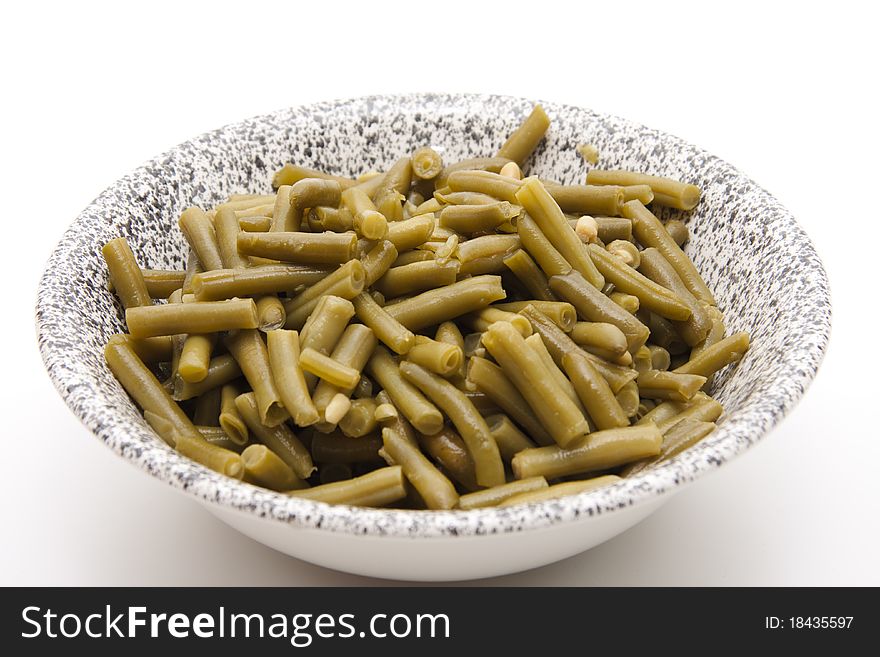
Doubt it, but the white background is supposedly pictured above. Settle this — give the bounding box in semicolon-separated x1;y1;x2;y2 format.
2;0;878;585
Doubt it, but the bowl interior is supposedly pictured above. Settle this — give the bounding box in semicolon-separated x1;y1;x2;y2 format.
36;94;830;538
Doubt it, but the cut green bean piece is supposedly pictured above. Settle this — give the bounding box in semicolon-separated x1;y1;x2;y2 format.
523;333;585;414
458;477;549;510
649;345;672;371
135;269;186;299
299;347;362;390
237;231;356;265
266;330;319;427
417;426;478;492
191;265;329;302
107;334;172;364
385;214;435;252
439;202;519;233
242;444;307;491
500;475;621;506
125;298;258;338
102;238;152;309
548;270;649;352
624;200;715;304
284;260;365;329
411;146;443;181
374;259;460;299
219;383;249;445
311;324;377;421
105;339;204;447
623;419;717;476
657;395;723;434
587;169;701;211
234;392;314;479
224;329;287;427
434;190;500;206
637;370;706;402
272;164;357;190
637;400;686;427
181;250;202;295
178;333;216;383
341;186;388;240
615;380;640;417
436;157;513;189
374;157;412;221
562;351;629;430
497;104;550;166
569;322;629;359
352;292;414;355
516;178;605;289
446;170;522;203
338;397;378;438
287;466;405;507
399;361;504;488
674;331;750;378
197;425;246;452
405;335;463;376
254;295;286;332
361;240;398;287
179;207;224;271
311;432;383;464
512;423;662;480
381;427;459;510
485;414;538;462
665;219;689;246
463;307;533;337
214;206;249;269
502;248;556;301
367;347;444;435
384;275;506;331
496;301;576;332
481;321;588;448
543;183;626;217
173;354;242;401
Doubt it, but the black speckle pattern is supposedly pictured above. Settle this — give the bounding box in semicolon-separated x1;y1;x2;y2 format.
35;94;831;539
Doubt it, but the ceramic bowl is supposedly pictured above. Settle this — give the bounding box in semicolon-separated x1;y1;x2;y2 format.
36;94;830;581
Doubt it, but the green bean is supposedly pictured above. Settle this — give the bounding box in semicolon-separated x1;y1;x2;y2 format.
310;205;351;232
224;329;287;427
352;292;415;355
624;200;715;304
649;345;671;371
515;178;605;290
636;399;687;427
287;465;405;507
434;320;467;380
284;260;365;329
623;419;716;476
500;475;621;506
446;169;523;202
311;324;377;420
234;392;314;479
272;163;357;190
543;183;626;217
125;298;258;338
242;444;307;491
516;212;572;279
237;231;356;265
178;333;216;383
455;235;520;265
434;190;500;206
219;194;276;210
657;395;723;434
414;427;476;492
266;330;319;427
367;346;444;435
456;252;508;276
523;333;585;414
637;370;706;402
299;347;362;389
406;335;463;376
360;240;398;287
439;202;519;233
615;380;640;417
639;310;689;355
562;351;629;430
512;423;662;480
458;477;549;510
214;206;249;269
414;197;443;214
502;248;555;301
340;186;388;240
588;244;691;320
318;463;353;484
385;214;435;252
171;430;244;479
399;361;504;487
607;239;640;268
463;306;533;337
337;397;378;438
254;295;285;332
665;219;689;246
411;146;444;181
674;331;750;378
383;274;506;331
181;250;203;295
381;427;459;510
234;203;274;219
268;185;296;235
353;375;374;400
190;265;328;302
173;354;241;401
485;413;538;462
310;431;382;464
497;104;550;166
218;383;249;445
374;259;460;299
587;170;701;211
107;334;172;364
638;247;711;345
548;270;649;352
481;321;588;448
622;184;655;204
496;301;576;332
178;207;223;271
102;238;152;309
299;295;354;355
374;157;412;221
104;339;204;447
436;157;514;189
609;291;640;314
569;322;629;360
690;316;726;390
132;269;186;299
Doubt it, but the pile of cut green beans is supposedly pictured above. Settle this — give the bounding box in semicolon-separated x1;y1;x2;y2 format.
103;105;750;510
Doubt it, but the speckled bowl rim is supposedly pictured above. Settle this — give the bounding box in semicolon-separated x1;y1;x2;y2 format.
36;93;831;539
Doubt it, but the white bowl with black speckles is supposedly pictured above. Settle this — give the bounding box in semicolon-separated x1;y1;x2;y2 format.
36;94;830;581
